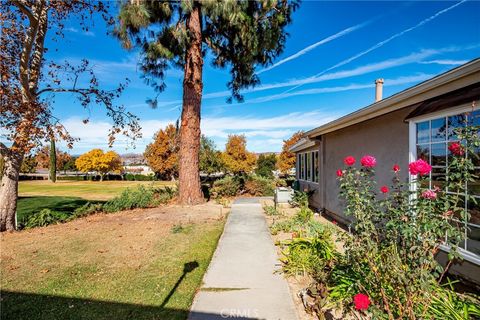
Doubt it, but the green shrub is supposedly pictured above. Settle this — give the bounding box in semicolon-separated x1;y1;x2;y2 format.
280;236;335;279
244;175;275;196
274;178;287;187
71;202;103;219
103;185;176;213
263;204;282;216
23;209;69;229
289;190;309;207
294;206;314;224
57;175;86;181
125;173;155;181
210;176;241;199
427;281;480;319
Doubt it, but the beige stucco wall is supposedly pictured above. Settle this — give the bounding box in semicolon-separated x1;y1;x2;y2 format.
322;106;414;222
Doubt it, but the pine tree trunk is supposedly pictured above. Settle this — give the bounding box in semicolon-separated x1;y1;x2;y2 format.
0;152;23;231
49;137;56;183
178;4;204;205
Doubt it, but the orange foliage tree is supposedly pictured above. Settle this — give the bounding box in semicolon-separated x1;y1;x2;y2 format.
35;145;72;170
222;135;256;175
144;124;179;180
75;149;122;181
277;131;304;175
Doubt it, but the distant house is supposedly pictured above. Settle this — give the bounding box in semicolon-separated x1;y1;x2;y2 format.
123;165;154;175
291;59;480;283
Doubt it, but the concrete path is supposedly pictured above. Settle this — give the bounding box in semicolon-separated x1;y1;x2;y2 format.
189;198;298;320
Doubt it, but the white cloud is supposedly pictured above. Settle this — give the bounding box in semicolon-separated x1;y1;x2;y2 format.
258;20;370;74
65;26;95;37
58;111;338;153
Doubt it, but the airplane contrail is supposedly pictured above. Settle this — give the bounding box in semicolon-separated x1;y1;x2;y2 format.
258;20;371;74
277;0;468;97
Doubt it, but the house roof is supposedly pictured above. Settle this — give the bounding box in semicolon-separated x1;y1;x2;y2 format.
304;58;480;139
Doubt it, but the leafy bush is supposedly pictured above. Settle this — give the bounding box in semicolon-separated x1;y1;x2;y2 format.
210;176;241;199
280;236;335;278
244;175;275;196
263;204;282;216
103;185;176;213
255;153;276;179
289;190;309;207
23;209;69;229
325;121;480;318
125;173;155;181
71;202;103;219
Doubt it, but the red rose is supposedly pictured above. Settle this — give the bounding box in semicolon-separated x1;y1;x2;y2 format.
393;164;400;172
448;142;464;156
353;293;370;311
336;169;343;177
380;186;389;194
408;159;432;176
332;220;337;225
344;156;356;166
360;155;376;168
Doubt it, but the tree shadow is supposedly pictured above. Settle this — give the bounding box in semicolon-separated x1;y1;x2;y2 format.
1;261;260;320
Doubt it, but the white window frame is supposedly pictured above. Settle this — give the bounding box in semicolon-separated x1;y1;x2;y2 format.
408;102;480;265
297;150;320;185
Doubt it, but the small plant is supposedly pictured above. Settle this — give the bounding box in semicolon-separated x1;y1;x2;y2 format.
263;204;282;216
426;281;480;319
23;209;69;228
171;223;193;234
289;190;310;208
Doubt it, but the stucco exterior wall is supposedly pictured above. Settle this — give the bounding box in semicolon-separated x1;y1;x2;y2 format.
322;106;415;222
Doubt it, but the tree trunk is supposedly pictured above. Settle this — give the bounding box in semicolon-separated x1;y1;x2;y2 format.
178;4;204;205
49;136;56;182
0;151;23;231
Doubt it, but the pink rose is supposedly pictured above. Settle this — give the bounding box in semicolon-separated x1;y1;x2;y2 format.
409;159;432;176
360;155;376;168
393;164;400;172
344;156;356;166
380;186;389;194
336;169;343;177
422;189;437;200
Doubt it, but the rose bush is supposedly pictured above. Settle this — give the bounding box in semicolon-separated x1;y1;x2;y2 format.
326;119;480;319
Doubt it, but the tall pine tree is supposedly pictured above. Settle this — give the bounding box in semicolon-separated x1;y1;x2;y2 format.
115;0;299;204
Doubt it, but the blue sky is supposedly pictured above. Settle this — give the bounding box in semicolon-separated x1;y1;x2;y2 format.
45;1;480;154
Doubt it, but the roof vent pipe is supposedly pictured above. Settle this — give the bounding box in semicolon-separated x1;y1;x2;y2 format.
375;78;384;102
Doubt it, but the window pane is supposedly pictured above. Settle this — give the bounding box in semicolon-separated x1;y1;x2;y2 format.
472;145;480;167
431;143;446;166
466;225;480;255
431;118;446;142
417;144;430;162
417;121;429;144
469;169;480;196
431;167;446;189
447;114;466;140
306;153;311;181
468;196;480;225
471;109;480;127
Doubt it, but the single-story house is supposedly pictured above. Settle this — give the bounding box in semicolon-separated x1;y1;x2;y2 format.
291;58;480;283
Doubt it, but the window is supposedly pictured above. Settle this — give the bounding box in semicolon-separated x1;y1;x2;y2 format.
296;150;319;183
412;108;480;260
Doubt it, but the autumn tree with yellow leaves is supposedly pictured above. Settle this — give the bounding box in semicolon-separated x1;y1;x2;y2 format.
144;124;179;180
75;149;122;181
277;131;304;175
222;135;256;175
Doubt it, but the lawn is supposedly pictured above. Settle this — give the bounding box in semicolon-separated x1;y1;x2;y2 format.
19;180;175;201
1;204;226;320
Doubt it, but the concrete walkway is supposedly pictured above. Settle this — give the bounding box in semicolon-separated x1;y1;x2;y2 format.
189;198;298;320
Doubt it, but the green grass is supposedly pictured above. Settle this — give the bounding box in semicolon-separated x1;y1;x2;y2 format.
17;196;102;226
19;180;175;201
1;216;225;320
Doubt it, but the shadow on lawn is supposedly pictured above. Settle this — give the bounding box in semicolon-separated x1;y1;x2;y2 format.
1;261;260;320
